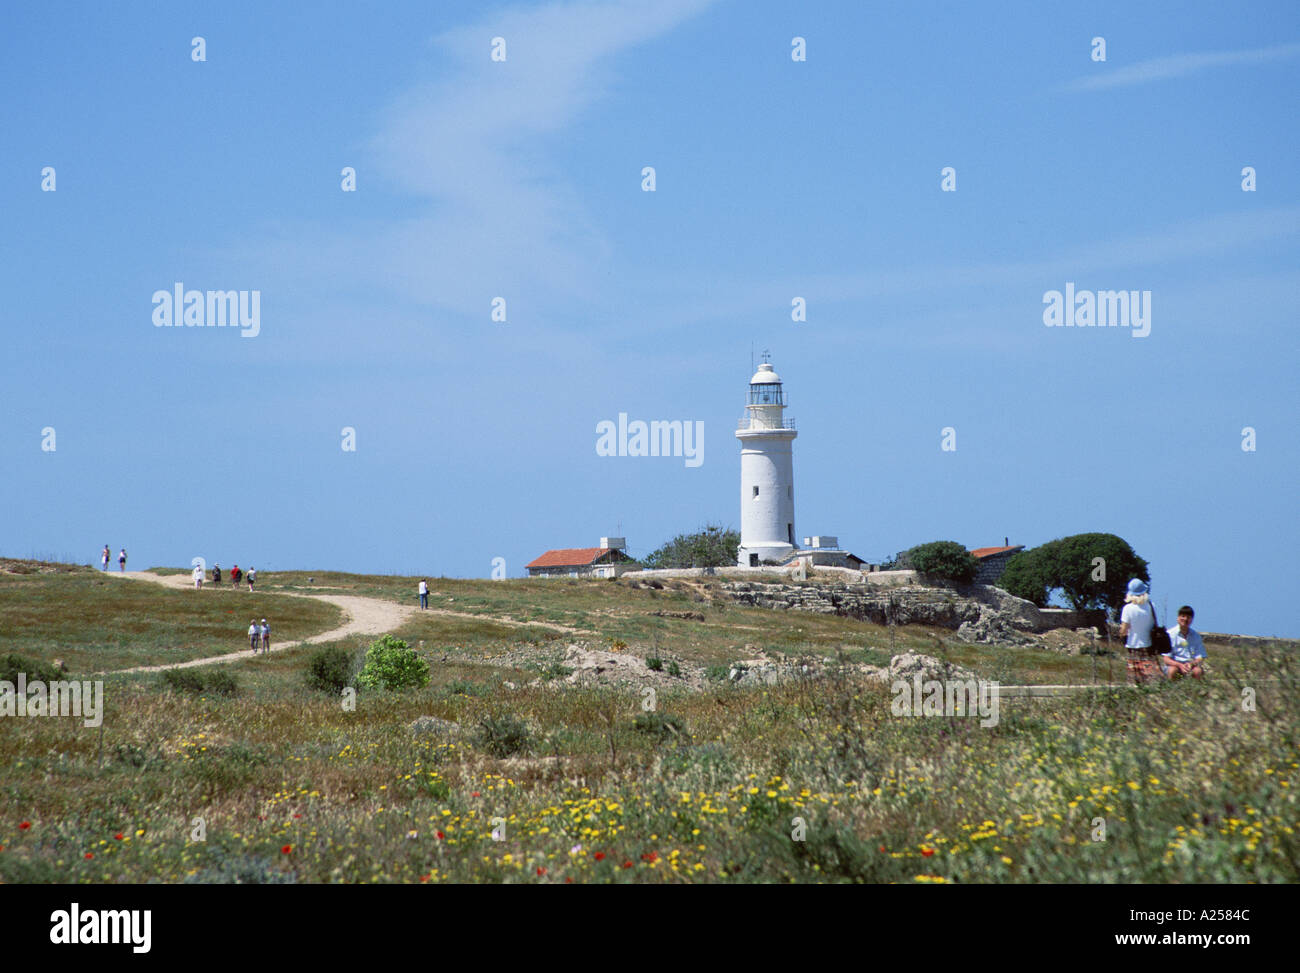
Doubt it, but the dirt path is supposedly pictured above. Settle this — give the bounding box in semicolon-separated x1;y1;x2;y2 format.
104;571;418;674
101;571;591;674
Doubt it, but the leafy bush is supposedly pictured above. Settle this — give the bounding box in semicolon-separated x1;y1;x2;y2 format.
161;668;238;696
476;714;531;758
356;635;430;691
645;656;664;671
999;533;1148;617
0;653;65;684
905;541;979;583
204;671;239;697
633;712;687;742
642;524;739;569
704;664;732;682
161;669;207;695
305;645;355;693
666;660;682;678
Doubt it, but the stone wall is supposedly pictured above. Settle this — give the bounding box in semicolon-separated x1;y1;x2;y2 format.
714;579;1102;635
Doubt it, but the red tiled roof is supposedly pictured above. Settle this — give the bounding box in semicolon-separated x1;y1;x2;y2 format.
526;547;607;569
970;545;1023;559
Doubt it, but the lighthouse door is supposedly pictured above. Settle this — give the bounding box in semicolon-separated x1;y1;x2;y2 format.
788;524;794;546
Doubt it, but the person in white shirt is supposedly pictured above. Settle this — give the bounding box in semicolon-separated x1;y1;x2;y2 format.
1119;578;1157;683
193;564;204;589
418;579;429;610
101;546;110;571
1161;605;1206;679
248;566;256;591
118;548;127;571
249;621;260;653
260;619;270;652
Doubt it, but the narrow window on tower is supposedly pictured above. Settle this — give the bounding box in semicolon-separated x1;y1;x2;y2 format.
788;524;794;545
752;486;759;498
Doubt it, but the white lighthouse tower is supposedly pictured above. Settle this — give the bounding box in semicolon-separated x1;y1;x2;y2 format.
735;355;797;566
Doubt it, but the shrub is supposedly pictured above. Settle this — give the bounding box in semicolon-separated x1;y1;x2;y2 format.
540;662;573;682
160;668;238;696
645;656;664;671
356;635;430;691
204;670;239;697
642;524;739;569
161;669;207;695
476;714;531;758
704;664;731;682
666;660;682;678
906;541;979;583
305;645;354;693
633;712;687;742
0;653;65;684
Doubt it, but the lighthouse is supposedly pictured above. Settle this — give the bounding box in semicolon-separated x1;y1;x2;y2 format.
735;356;798;566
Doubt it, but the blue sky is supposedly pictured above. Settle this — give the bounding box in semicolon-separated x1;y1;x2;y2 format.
2;1;1297;637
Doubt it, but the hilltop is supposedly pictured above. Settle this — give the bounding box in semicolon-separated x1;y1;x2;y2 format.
0;560;1295;883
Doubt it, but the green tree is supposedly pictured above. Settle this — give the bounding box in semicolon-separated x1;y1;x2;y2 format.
642;525;739;569
905;541;979;583
998;533;1148;618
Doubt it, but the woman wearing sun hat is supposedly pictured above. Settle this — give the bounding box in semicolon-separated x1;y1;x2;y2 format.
1119;578;1158;683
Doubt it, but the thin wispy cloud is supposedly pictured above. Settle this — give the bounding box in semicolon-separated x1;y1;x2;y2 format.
226;0;716;320
1065;41;1300;91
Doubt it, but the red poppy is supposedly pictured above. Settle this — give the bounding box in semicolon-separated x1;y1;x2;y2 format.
293;813;302;819
471;792;481;798
878;845;887;852
622;860;633;869
435;831;445;840
564;876;573;884
114;833;124;841
84;852;93;859
641;851;658;863
536;866;546;876
921;847;935;858
19;822;30;831
419;873;431;883
593;852;605;861
281;844;292;854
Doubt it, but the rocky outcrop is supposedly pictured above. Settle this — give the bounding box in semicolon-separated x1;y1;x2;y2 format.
717;580;1099;643
409;716;461;739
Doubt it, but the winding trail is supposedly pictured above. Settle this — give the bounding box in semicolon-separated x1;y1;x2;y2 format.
103;571;417;674
101;571;591;675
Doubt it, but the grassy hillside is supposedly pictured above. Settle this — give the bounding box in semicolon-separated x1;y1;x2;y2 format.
0;562;342;671
0;562;1295;883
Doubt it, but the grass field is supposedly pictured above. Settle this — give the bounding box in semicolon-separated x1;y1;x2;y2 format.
0;564;342;671
0;561;1295;883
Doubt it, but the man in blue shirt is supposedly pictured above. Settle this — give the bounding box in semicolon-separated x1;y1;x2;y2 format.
1161;605;1206;679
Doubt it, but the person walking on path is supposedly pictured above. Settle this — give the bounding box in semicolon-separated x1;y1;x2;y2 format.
118;548;127;572
101;546;110;571
248;566;257;591
193;564;204;589
231;564;242;586
213;563;222;585
248;620;260;654
418;579;429;610
260;618;270;653
1119;578;1158;684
